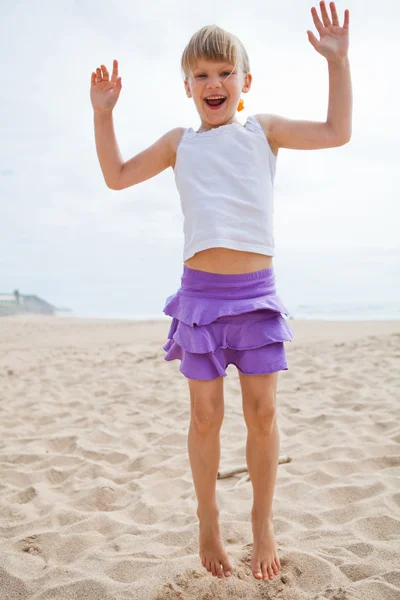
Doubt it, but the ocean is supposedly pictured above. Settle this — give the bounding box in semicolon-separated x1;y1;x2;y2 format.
57;247;399;322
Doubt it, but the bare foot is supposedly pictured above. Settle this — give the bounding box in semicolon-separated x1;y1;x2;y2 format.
250;513;281;581
197;509;233;578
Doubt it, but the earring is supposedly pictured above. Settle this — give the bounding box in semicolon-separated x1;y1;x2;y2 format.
237;98;245;112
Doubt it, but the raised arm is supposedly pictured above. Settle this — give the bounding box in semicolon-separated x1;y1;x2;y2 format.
94;100;182;190
91;59;183;190
258;1;352;151
112;127;184;190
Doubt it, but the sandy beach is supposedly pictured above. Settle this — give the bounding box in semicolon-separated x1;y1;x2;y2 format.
0;314;399;600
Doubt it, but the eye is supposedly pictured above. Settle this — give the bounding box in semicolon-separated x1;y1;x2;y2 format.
196;71;235;78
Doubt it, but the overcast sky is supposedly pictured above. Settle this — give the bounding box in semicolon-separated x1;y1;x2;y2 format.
1;0;399;311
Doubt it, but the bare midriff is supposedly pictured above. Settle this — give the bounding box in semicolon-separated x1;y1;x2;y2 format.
183;247;273;274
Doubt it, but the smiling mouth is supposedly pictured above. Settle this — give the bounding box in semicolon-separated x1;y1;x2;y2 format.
204;97;227;109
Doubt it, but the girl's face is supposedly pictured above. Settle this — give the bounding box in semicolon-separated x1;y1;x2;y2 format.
184;58;252;129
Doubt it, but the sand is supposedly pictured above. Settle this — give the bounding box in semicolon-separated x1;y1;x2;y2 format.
0;314;399;600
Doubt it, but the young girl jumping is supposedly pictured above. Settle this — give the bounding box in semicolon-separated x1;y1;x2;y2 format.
91;0;351;584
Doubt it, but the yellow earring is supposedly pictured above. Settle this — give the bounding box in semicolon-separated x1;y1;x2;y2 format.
237;98;245;112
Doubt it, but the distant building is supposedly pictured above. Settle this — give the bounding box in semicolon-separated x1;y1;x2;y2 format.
0;289;59;316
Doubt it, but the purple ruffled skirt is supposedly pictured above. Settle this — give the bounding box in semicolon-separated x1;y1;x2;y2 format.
162;265;293;380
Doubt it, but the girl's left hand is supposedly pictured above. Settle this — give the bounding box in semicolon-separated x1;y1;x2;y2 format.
307;1;350;61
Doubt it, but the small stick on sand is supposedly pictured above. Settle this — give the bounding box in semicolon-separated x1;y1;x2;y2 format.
217;455;292;479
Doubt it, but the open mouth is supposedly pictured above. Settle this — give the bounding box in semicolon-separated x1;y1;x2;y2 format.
204;97;227;110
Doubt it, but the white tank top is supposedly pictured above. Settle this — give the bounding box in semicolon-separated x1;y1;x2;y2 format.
173;114;277;262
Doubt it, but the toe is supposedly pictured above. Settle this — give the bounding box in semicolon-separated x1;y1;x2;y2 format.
253;564;263;580
223;561;232;577
261;563;269;581
211;560;217;577
206;558;212;573
267;564;275;579
272;559;280;574
216;563;223;578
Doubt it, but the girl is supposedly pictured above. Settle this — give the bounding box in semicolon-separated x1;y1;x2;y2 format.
91;0;351;584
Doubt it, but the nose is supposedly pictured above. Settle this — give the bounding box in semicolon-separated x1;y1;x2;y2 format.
206;74;223;88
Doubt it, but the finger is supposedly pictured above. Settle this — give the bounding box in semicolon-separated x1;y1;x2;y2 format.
311;6;324;34
319;1;332;27
111;59;118;82
343;8;350;29
91;72;96;86
101;64;109;81
329;1;339;26
96;67;103;82
307;30;319;50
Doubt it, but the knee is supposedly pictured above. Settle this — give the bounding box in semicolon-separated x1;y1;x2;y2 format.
188;377;224;433
191;408;223;432
244;405;277;433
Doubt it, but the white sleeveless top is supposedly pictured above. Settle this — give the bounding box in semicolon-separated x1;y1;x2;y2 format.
173;114;277;262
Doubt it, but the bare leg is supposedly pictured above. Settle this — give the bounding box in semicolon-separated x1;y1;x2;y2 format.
187;377;233;579
246;416;281;581
239;371;282;582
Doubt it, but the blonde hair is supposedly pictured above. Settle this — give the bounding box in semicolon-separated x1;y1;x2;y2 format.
181;24;250;81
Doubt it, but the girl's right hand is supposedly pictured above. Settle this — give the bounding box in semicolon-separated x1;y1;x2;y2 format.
90;59;122;113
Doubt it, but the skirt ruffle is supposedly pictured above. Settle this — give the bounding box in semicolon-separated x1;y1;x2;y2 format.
162;266;293;380
163;310;292;354
163;283;290;328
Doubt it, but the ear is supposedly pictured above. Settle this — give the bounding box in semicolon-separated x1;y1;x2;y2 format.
242;72;252;94
184;78;192;98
